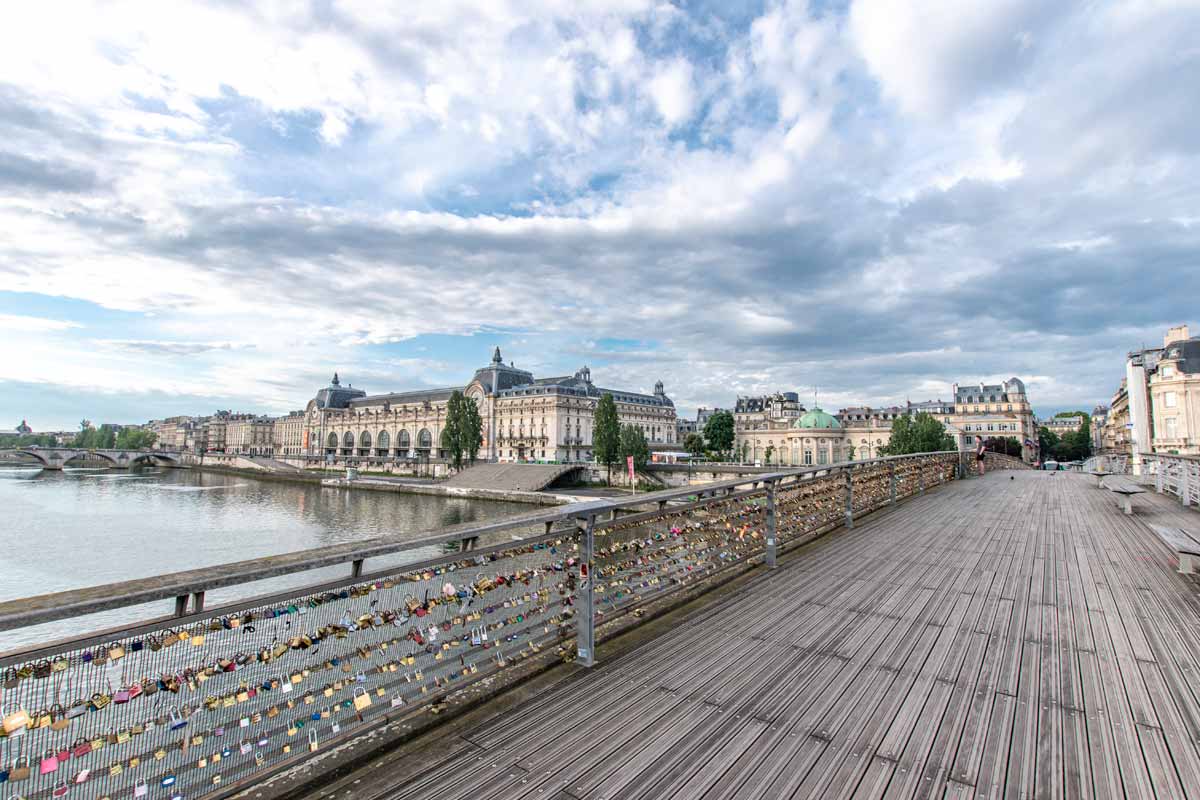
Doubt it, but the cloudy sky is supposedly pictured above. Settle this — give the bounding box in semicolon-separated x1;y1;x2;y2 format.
1;0;1197;430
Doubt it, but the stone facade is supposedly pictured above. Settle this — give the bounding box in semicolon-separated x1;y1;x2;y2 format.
948;379;1038;461
304;348;676;464
225;415;273;456
272;411;306;457
1147;325;1200;455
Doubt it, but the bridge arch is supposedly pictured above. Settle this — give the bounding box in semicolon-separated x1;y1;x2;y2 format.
14;448;51;467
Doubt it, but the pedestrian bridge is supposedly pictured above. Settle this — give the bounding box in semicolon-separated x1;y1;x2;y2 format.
2;452;1198;799
4;446;185;469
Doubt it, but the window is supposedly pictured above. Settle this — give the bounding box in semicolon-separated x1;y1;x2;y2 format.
804;450;813;465
1164;391;1177;408
1165;417;1178;439
1162;365;1175;378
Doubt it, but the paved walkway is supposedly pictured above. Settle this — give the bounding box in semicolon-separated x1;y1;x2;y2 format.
353;471;1200;798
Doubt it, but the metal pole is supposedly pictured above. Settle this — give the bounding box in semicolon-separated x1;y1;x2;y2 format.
918;459;925;493
889;462;897;505
575;514;596;667
844;469;854;529
765;480;777;568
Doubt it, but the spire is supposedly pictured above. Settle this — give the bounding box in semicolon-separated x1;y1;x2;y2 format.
331;372;340;386
492;346;502;365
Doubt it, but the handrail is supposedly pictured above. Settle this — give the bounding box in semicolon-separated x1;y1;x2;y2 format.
1143;451;1200;464
0;451;960;633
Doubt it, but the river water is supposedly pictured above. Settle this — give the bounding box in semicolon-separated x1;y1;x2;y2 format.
0;465;535;650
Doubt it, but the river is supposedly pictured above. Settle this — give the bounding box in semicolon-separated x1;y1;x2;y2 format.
0;465;537;650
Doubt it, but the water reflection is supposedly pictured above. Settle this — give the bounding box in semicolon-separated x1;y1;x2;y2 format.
0;466;535;650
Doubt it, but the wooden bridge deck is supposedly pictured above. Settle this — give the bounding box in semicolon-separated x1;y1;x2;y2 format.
362;471;1200;799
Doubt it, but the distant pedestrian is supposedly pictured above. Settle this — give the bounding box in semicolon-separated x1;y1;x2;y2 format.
976;442;986;476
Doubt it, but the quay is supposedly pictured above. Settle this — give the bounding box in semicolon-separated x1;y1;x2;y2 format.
1;452;1198;799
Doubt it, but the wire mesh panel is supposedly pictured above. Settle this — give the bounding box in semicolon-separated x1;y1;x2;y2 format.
775;473;846;541
592;493;770;622
0;533;581;800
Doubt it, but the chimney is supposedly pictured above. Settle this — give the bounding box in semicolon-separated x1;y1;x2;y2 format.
1164;324;1190;347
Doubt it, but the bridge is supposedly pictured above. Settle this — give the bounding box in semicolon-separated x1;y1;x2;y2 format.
3;446;185;469
1;451;1198;800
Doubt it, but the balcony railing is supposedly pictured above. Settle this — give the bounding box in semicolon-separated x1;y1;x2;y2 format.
0;452;972;800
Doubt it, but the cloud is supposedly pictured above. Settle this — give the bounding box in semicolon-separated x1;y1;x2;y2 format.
97;340;255;356
0;314;82;332
0;0;1197;429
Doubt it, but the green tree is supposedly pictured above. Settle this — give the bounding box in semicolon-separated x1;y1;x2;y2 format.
74;419;96;448
619;424;650;474
739;441;750;463
462;396;483;464
1038;426;1060;457
115;428;157;449
683;432;705;457
593;393;621;481
984;436;1023;457
764;445;775;465
880;412;955;456
703;411;735;459
440;391;469;470
1054;410;1090;419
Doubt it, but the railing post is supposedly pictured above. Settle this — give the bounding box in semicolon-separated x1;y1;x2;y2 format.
765;480;777;568
844;469;854;529
575;513;596;667
1183;463;1193;507
889;462;897;505
918;459;925;493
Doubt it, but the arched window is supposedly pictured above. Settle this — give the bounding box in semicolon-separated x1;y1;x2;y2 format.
342;431;354;455
326;433;338;452
417;429;432;450
377;430;390;456
358;431;372;456
398;430;411;453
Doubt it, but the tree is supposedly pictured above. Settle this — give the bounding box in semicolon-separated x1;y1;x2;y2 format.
683;432;705;457
440;391;466;470
462;396;483;464
703;411;735;459
739;441;750;464
593;393;621;481
764;445;775;465
439;391;484;470
984;436;1023;457
619;424;650;474
116;428;157;449
1038;426;1060;457
74;419;96;448
880;413;955;456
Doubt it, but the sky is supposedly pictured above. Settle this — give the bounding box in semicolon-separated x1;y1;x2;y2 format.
1;0;1198;431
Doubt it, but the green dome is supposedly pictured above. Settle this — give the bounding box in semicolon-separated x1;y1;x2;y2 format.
794;407;841;429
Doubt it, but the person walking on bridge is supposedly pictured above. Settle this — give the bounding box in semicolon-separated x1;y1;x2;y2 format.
976;441;987;477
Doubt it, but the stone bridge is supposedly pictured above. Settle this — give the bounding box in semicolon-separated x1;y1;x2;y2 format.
6;447;184;470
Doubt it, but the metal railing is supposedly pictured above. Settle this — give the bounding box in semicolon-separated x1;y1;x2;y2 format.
1142;453;1200;508
0;452;969;800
